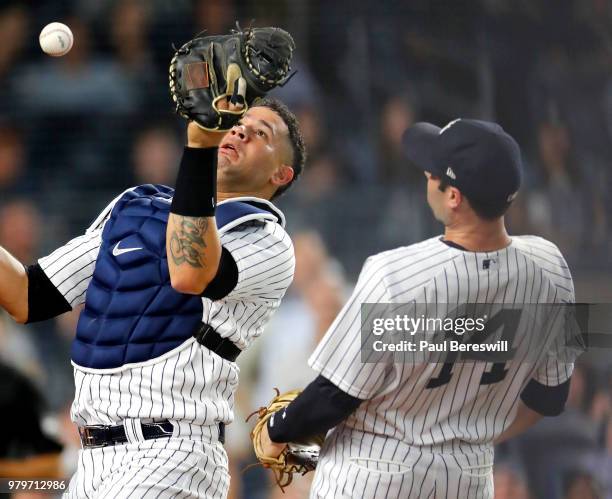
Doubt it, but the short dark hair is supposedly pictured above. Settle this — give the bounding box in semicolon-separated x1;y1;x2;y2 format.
437;180;512;220
254;97;306;199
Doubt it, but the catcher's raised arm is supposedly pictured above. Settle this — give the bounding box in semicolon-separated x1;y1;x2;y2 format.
166;24;296;294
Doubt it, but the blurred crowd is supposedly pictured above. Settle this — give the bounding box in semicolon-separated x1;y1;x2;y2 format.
0;0;610;498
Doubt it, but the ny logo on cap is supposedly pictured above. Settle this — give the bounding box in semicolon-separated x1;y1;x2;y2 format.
446;167;457;180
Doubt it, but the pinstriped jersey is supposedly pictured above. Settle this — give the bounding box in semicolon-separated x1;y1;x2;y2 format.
309;235;575;450
39;192;294;426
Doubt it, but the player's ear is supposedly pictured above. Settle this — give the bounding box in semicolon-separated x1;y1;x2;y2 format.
448;186;462;209
271;164;294;188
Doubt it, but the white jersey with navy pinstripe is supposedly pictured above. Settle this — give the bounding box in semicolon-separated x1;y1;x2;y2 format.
308;235;575;499
39;193;294;429
40;192;293;499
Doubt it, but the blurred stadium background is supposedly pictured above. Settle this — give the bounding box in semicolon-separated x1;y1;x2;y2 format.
0;0;610;498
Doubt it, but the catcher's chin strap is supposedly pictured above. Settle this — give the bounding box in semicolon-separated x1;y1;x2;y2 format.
244;388;306;493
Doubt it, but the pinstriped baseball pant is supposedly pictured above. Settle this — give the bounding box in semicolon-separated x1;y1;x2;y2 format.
310;428;494;499
65;421;229;499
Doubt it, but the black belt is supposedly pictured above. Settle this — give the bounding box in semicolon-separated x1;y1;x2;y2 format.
78;420;225;448
193;323;241;362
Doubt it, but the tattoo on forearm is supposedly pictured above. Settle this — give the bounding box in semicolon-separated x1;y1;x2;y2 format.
169;216;209;267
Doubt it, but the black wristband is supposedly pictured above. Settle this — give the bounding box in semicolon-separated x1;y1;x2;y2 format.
170;147;218;217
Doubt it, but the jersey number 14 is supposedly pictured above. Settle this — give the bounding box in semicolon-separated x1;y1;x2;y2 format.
426;309;521;389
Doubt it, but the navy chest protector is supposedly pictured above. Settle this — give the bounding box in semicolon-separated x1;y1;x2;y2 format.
71;184;279;370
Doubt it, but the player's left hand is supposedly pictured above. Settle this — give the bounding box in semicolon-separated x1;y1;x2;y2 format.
187;92;246;149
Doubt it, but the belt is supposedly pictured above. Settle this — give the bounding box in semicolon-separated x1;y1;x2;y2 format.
78;420;225;448
193;323;241;362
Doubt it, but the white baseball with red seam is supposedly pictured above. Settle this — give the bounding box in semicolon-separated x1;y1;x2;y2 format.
39;22;73;57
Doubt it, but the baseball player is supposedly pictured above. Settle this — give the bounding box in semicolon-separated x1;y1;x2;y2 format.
0;95;305;497
256;119;578;498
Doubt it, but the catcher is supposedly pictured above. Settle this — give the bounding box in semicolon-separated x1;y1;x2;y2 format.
0;26;304;498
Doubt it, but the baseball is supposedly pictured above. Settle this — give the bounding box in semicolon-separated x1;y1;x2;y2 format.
39;22;73;57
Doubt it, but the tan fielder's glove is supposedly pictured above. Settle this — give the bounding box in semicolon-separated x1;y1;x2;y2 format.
247;389;324;491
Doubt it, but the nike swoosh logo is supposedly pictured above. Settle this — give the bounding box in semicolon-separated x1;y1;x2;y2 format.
112;242;143;257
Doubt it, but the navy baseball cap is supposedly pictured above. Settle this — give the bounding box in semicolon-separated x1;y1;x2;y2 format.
402;119;523;207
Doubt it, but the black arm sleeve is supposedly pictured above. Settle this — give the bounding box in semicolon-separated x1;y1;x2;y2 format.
200;247;238;301
267;375;363;443
520;377;571;416
24;264;72;324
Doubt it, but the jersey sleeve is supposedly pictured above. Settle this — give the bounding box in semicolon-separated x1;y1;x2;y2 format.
532;288;578;387
308;256;392;400
531;323;577;386
37;229;102;307
36;192;125;307
220;221;295;304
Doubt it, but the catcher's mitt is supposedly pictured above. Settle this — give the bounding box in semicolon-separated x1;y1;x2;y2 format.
247;389;324;491
169;25;295;131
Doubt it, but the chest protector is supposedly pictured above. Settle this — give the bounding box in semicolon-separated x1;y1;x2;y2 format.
71;184;280;370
